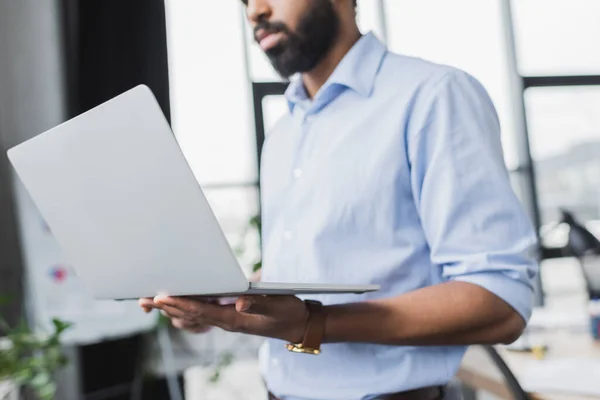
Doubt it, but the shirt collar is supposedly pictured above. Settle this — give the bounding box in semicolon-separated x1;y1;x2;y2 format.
285;32;387;112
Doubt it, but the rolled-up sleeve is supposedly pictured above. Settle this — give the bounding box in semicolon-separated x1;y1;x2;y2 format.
408;70;539;322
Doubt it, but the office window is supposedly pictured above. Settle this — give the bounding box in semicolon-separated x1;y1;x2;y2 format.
165;0;256;186
165;1;259;273
525;86;600;226
384;0;519;170
511;0;600;77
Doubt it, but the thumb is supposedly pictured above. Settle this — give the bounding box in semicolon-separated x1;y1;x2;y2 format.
235;295;272;315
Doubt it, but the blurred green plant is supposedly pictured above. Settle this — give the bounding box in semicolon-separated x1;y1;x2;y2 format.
0;295;71;400
208;352;233;384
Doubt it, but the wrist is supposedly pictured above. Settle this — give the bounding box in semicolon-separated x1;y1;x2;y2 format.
285;300;327;355
287;302;310;343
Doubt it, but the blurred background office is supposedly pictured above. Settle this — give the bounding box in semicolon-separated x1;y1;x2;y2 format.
1;0;600;399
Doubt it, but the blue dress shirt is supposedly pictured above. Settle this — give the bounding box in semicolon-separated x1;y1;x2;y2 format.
258;33;538;400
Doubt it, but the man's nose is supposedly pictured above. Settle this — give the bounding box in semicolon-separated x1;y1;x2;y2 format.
246;0;272;25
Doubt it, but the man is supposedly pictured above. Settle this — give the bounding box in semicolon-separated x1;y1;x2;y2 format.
140;0;538;399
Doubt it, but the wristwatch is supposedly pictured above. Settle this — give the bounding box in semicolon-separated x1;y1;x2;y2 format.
285;300;326;355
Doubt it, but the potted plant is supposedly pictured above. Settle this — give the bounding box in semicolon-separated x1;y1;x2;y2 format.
0;297;71;400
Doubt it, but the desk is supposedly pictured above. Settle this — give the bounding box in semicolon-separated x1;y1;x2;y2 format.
458;331;600;400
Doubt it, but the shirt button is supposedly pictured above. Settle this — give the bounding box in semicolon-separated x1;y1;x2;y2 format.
293;168;303;179
283;230;293;240
271;358;279;367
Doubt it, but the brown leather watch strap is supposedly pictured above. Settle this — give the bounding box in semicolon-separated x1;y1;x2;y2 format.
286;300;326;354
302;300;326;350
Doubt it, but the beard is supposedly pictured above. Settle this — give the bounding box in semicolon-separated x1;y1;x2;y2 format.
254;0;340;78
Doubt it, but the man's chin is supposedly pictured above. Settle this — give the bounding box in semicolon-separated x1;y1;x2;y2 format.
270;64;296;79
265;44;286;59
267;55;296;78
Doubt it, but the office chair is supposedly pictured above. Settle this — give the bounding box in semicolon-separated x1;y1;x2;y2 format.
560;209;600;256
559;209;600;298
483;345;531;400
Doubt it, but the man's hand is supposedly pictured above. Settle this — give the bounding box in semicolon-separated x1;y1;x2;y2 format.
139;296;219;333
138;294;309;342
141;270;265;334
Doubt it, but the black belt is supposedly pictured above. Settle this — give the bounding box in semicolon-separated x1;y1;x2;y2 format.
268;385;444;400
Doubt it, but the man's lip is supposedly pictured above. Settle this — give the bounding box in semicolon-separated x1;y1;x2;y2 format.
255;28;270;42
259;32;284;51
255;29;284;51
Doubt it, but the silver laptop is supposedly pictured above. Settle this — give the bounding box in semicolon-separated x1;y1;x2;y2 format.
7;85;379;300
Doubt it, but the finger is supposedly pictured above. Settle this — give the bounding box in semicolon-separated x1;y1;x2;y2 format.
154;295;202;313
139;298;156;313
154;304;191;319
171;318;213;333
160;310;181;319
155;295;227;316
155;296;241;330
139;298;155;308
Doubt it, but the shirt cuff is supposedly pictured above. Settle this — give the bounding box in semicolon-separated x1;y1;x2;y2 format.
450;272;534;323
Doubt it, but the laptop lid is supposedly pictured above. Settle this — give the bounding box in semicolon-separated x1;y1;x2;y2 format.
7;85;250;299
